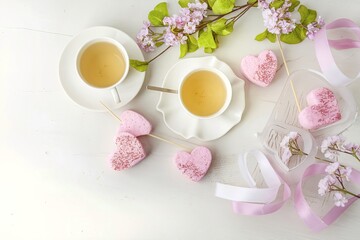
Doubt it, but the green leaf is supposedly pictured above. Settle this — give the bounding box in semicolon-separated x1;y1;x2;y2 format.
247;0;257;4
204;47;215;53
280;25;306;44
255;29;276;43
298;5;317;26
130;59;149;72
288;0;300;12
178;0;191;7
270;0;285;9
212;0;235;14
154;2;169;17
210;18;227;34
224;21;234;35
266;32;276;43
155;42;164;47
198;25;217;49
208;0;217;8
147;2;169;26
213;33;219;47
255;30;268;41
187;35;199;52
304;9;317;26
298;5;308;23
210;18;234;36
148;10;166;26
180;43;188;58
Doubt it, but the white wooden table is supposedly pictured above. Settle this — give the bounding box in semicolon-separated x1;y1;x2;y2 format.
1;0;360;239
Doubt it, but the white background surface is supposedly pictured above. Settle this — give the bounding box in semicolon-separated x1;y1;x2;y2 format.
1;0;360;239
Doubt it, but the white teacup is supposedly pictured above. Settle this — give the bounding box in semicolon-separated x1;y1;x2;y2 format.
178;67;232;119
76;37;129;103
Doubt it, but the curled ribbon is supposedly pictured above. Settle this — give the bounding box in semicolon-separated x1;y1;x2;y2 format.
215;151;360;230
215;150;291;215
315;18;360;86
294;163;360;231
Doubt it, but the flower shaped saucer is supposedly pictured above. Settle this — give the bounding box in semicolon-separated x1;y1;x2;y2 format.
156;56;246;141
59;26;145;111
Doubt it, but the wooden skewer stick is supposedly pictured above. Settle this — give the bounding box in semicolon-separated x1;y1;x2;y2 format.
277;35;302;113
251;37;303;180
100;101;192;151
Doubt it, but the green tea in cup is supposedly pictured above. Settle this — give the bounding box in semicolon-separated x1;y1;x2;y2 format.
179;68;232;118
76;37;129;103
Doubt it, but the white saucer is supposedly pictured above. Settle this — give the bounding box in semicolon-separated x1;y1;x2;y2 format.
59;26;145;111
156;56;246;141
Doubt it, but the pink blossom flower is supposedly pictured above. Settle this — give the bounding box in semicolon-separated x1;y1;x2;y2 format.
188;0;208;13
259;0;296;35
163;29;187;46
318;161;354;207
279;132;299;164
306;16;325;40
342;142;360;152
191;10;205;25
318;175;336;196
321;135;345;160
162;0;207;46
333;192;348;207
325;161;340;175
339;166;352;182
136;21;156;52
258;0;273;9
281;147;292;164
163;16;176;27
183;21;197;34
280;131;298;148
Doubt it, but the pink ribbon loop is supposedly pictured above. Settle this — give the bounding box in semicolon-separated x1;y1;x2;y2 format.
314;18;360;86
294;163;360;231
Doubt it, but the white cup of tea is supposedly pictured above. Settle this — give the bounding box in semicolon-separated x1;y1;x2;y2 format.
178;67;232;119
76;37;129;103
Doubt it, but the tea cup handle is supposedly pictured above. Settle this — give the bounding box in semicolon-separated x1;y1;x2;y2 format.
111;87;121;104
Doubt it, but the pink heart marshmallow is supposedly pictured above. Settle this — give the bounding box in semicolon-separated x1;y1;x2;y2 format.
241;50;277;87
110;132;147;171
298;87;342;130
174;146;212;182
118;110;152;137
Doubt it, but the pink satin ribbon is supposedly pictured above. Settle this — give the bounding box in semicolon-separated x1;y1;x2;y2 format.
215;151;360;231
314;18;360;86
294;163;360;231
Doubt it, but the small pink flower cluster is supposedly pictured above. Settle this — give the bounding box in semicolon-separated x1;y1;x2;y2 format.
136;0;207;51
321;135;360;160
306;16;325;40
280;131;300;164
258;0;324;40
318;162;352;207
258;0;296;35
279;133;358;208
136;21;156;52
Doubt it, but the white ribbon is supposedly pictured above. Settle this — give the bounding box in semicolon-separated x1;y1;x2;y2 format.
215;150;281;203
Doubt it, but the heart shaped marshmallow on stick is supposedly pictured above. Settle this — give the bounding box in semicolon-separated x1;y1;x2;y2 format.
110;132;147;171
298;87;342;130
118;110;152;137
241;50;278;87
110;110;152;170
102;105;213;180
